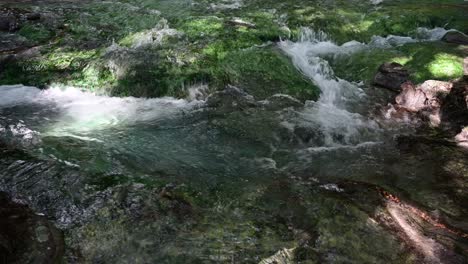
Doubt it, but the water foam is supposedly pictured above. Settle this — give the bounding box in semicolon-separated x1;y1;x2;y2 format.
279;28;379;146
0;85;201;133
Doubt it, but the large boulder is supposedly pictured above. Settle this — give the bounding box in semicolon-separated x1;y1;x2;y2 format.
442;31;468;45
373;62;410;92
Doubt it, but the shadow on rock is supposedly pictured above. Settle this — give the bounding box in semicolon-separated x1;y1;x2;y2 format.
0;192;64;264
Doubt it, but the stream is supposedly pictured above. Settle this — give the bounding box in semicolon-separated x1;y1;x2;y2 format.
1;27;467;263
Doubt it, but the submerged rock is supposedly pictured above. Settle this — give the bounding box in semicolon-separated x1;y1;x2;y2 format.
0;192;64;263
206;85;257;110
261;94;303;110
373;62;409;92
442;31;468;45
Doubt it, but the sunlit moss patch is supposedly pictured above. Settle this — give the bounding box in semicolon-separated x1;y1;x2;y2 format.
426;53;463;79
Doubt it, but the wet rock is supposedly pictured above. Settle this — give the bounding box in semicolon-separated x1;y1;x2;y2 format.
293;126;325;145
442;31;468;45
0;15;18;32
386;78;467;145
188;84;210;101
127;19;182;49
206;85;257;111
262;94;303;110
0;192;64;263
373;62;410;92
26;13;41;21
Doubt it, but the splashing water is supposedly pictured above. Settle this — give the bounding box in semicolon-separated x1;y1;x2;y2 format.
279;28;380;146
0;85;201;136
278;27;454;146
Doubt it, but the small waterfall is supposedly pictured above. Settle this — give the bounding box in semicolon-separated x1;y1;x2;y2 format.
278;27;453;147
279;28;379;146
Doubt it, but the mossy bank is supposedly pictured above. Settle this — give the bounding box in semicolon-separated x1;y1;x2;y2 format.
1;0;467;99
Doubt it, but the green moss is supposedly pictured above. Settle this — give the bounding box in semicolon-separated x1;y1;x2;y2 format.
18;24;52;43
69;64;116;92
424;53;462;79
65;2;163;46
241;0;467;44
2;0;466;99
331;42;465;84
220;47;319;100
180;17;224;40
400;42;465;83
0;48;105;88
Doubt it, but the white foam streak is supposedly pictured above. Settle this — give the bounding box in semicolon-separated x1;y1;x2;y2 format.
0;85;200;132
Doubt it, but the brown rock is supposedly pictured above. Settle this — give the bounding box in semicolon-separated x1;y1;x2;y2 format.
442;31;468;45
373;62;409;92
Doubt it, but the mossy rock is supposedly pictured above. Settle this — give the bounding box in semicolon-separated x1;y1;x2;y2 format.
331;41;466;84
220;46;319;101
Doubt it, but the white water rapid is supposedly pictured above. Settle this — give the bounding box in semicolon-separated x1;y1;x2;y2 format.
0;85;201;143
278;27;453;147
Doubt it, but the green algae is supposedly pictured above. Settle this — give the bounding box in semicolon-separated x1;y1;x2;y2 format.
221;47;319;100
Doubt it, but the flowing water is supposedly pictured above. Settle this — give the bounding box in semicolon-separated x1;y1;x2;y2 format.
1;28;467;263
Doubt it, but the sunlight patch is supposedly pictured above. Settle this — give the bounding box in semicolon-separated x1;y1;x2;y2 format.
427;53;463;79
